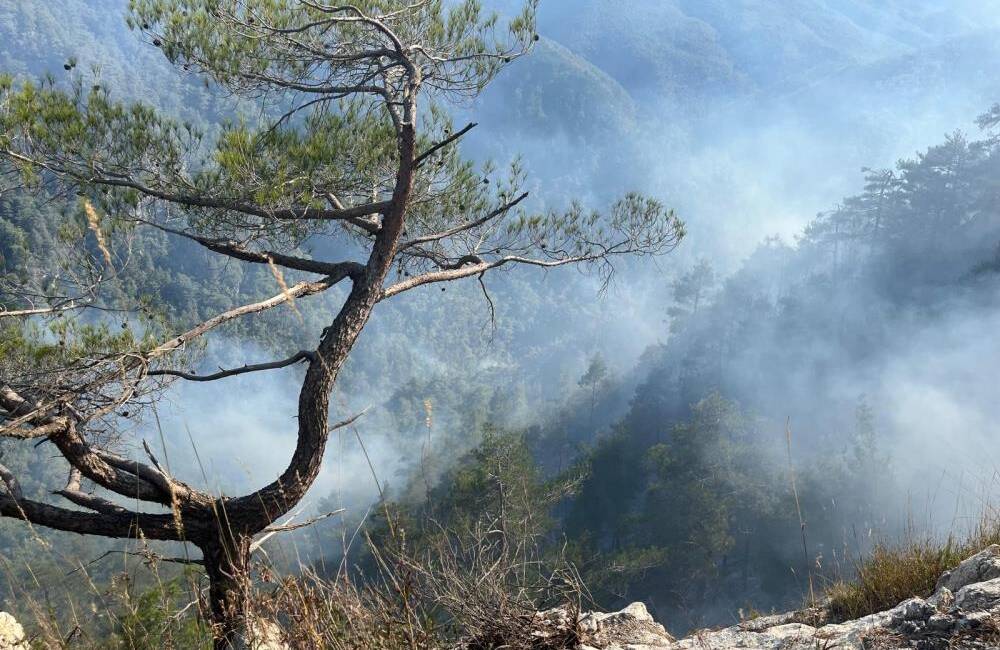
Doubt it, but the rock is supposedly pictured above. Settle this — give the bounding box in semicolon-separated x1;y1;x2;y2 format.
529;606;580;644
579;602;674;649
954;576;1000;612
936;544;1000;593
234;616;288;650
737;608;826;632
898;597;933;621
954;609;992;630
811;609;897;650
927;586;954;610
926;614;954;631
671;622;820;649
576;547;1000;650
0;613;26;650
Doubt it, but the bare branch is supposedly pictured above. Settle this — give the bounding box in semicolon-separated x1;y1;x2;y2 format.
477;273;496;334
55;488;131;516
0;417;72;440
0;303;82;319
0;461;23;499
68;549;203;576
0;491;181;540
148;350;314;382
49;422;171;504
329;407;370;432
250;508;346;553
413;122;476;168
148;274;347;360
397;192;529;252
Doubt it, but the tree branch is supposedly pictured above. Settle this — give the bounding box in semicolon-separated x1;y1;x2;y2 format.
69;549;203;576
148;350;314;382
413;122;476;168
54;469;126;515
0;302;84;319
380;253;607;299
55;489;131;516
48;422;172;504
0;492;182;541
397;192;529;252
4;150;390;225
0;461;22;499
140;221;362;275
148;273;349;360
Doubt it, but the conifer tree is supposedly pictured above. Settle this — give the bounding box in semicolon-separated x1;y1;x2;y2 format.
0;2;683;645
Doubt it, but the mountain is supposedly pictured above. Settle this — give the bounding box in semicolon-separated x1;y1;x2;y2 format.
0;0;215;119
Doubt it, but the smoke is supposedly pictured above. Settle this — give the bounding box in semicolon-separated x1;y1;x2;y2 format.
10;1;1000;634
119;0;1000;559
875;295;1000;518
454;0;1000;531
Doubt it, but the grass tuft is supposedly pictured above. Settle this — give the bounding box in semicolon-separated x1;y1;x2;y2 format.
824;514;1000;622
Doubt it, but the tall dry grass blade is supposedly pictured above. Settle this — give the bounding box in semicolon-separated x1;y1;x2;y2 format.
82;200;113;267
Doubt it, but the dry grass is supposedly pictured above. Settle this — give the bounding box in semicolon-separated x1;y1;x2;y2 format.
248;519;585;649
179;513;585;650
252;568;439;650
824;539;959;622
824;514;1000;622
3;520;585;649
399;522;584;649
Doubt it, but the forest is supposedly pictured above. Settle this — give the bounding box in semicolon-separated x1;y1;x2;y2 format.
3;1;1000;649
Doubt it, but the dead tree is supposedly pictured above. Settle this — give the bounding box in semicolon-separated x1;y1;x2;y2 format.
0;1;684;647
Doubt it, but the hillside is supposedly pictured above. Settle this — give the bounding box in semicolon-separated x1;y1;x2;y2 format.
2;1;1000;646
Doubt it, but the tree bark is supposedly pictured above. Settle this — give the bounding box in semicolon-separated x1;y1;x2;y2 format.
201;532;252;650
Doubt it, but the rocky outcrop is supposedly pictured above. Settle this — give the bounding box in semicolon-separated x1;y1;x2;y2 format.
577;546;1000;650
0;613;26;650
578;602;675;649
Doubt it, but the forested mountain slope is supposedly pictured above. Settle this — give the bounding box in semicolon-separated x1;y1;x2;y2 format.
371;117;1000;632
3;0;1000;639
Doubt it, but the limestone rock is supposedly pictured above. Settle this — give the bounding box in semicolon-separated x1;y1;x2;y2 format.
0;613;26;650
579;602;674;649
936;544;1000;593
573;547;1000;650
927;586;954;610
671;622;819;649
955;576;1000;612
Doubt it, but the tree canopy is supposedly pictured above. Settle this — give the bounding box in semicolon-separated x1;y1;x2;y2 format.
0;2;683;646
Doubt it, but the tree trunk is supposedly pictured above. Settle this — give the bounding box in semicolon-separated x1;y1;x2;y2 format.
201;533;252;650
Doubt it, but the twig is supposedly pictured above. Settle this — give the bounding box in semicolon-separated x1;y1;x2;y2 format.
414;122;477;168
67;549;203;576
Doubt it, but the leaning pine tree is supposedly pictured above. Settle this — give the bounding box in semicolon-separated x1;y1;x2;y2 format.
0;1;683;647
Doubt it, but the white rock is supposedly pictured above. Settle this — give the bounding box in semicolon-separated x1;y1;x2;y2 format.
234;616;288;650
579;602;673;649
577;547;1000;650
954;576;1000;612
0;613;26;650
927;586;954;609
897;597;932;620
936;544;1000;593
